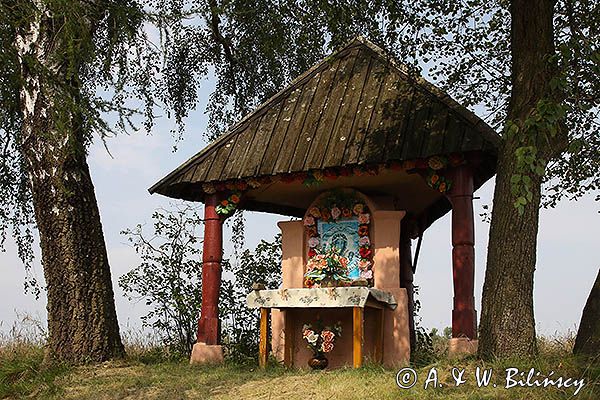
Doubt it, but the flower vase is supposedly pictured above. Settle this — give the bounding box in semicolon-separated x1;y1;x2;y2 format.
308;353;328;370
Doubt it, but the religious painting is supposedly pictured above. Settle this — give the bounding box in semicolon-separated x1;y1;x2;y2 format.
317;219;361;280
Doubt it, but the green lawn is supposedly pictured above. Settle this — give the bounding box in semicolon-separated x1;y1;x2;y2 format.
1;343;599;399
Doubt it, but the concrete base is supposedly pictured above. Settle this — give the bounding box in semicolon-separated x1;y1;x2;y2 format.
448;338;478;358
189;342;224;365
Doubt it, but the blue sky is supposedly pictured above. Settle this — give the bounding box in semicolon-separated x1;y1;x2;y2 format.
1;77;598;341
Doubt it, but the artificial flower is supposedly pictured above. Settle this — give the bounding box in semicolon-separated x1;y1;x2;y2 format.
306;226;318;237
324;170;338;180
430;174;439;184
225;181;236;190
321;341;334;353
303;329;315;339
321;208;331;221
358;236;370;246
312;170;325;181
359;247;372;258
235;181;248;191
358;225;369;236
358;260;371;271
304;216;315;226
439;182;447;192
428;156;446;170
220;200;229;206
321;330;335;342
230;194;240;204
342;208;352;218
360;269;373;280
308;237;320;248
202;183;216;194
308;248;317;258
331;207;341;220
247;178;261;188
307;332;319;344
309;207;321;218
403;160;416;170
358;213;370;225
353;203;364;215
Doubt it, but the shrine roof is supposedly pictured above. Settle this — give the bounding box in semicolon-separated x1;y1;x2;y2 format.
149;37;500;216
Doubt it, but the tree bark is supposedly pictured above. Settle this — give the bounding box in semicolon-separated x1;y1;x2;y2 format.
16;3;124;363
573;269;600;357
478;0;559;360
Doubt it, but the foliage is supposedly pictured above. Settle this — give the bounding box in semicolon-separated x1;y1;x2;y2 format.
119;204;203;356
119;204;282;361
220;234;282;363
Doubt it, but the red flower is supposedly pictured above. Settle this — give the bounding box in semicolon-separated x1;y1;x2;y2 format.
416;159;428;169
220;200;229;206
321;208;331;221
230;194;240;204
339;167;351;176
306;226;318;237
308;248;317;258
324;170;338;180
358;225;369;237
342;208;352;218
225;181;236;190
359;247;372;258
281;175;295;183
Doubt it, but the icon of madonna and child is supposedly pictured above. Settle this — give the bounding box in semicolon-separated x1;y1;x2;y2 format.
317;219;362;280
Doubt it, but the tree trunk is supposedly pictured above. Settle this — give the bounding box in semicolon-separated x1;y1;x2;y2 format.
16;4;124;363
478;0;559;360
573;269;600;357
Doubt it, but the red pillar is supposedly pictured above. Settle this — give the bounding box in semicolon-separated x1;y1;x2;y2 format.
197;194;223;345
446;165;477;339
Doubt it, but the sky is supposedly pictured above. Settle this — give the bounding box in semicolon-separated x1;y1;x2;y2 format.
1;76;599;342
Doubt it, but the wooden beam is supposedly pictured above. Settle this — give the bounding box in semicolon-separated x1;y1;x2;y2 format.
374;308;385;364
353;306;364;368
259;308;269;368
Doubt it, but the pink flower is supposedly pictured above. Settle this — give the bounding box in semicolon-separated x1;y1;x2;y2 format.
358;260;371;270
360;269;373;279
321;341;334;353
358;213;370;224
303;216;315;226
321;330;335;342
303;329;314;339
331;207;341;220
358;236;370;246
308;237;320;248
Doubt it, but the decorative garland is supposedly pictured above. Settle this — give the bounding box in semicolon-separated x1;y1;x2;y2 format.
303;190;373;286
215;191;242;216
200;154;466;196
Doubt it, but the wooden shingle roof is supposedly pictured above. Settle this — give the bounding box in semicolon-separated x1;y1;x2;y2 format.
150;37;500;203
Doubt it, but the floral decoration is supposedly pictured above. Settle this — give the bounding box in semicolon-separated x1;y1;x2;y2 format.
215;191;242;216
302;320;342;357
303;247;351;288
304;190;374;285
199;155;466;196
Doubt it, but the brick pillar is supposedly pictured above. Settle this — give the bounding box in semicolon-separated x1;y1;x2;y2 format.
197;193;223;345
446;165;477;339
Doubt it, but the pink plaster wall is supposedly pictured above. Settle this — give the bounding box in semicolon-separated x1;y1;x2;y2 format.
272;190;411;369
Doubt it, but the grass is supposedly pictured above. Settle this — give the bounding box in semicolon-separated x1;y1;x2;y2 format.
1;320;598;399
